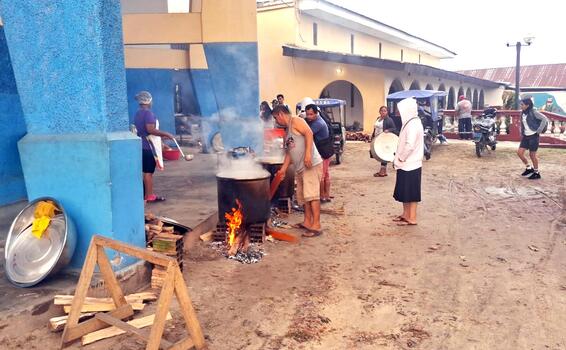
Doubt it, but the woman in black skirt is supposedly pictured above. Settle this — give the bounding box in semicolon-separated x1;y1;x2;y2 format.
392;98;424;225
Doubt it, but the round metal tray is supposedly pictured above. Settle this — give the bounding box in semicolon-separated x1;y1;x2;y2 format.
4;197;77;287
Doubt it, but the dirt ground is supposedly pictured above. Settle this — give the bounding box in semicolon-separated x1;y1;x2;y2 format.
1;140;565;350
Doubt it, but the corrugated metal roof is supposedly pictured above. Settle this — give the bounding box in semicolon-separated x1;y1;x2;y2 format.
458;64;566;88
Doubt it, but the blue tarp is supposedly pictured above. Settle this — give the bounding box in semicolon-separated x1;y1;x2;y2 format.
386;90;446;101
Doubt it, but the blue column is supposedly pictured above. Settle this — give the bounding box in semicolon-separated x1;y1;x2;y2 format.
0;0;144;268
0;26;26;205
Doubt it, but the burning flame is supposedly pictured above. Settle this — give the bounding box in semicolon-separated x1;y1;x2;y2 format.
225;199;243;247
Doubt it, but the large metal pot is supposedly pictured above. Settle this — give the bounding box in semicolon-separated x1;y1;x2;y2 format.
216;174;270;225
257;157;295;200
5;197;77;287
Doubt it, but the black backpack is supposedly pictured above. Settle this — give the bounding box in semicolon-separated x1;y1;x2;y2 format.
314;109;335;159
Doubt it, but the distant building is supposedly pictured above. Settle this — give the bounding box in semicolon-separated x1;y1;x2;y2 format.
257;0;503;131
459;63;566;115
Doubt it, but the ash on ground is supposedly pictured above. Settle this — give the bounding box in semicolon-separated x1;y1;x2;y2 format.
210;242;265;264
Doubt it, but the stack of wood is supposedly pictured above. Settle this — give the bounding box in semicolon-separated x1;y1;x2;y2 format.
149;233;183;289
49;292;157;333
346;131;372;142
144;212;184;289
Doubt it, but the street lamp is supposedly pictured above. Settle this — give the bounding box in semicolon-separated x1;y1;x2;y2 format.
506;36;534;109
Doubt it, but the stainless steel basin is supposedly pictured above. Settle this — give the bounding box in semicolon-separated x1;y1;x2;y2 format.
4;197;77;287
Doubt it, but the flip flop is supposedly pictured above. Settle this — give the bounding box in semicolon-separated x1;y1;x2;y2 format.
291;223;308;230
146;195;166;203
397;221;417;226
392;216;407;222
302;229;323;237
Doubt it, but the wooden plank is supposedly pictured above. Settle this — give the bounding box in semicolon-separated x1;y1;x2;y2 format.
96;245;128;308
93;235;174;266
81;313;172;346
173;267;206;349
61;240;99;344
49;313;95;332
168;336;195;350
54;292;157;306
64;302;145;313
62;304;134;343
146;263;176;350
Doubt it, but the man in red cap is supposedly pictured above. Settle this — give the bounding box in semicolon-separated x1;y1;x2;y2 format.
455;95;472;139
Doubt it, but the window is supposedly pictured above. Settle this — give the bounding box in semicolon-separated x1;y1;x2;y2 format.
313;23;318;46
379;42;382;58
350;34;354;54
401;49;404;62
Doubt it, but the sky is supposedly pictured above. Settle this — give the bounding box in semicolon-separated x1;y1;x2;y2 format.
169;0;566;71
327;0;566;71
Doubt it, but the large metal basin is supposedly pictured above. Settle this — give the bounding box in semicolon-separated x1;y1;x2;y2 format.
4;197;77;287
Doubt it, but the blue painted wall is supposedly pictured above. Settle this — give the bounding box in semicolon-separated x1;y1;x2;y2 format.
172;69;200;116
0;0;130;134
189;69;218;118
126;69;175;135
0;26;27;205
203;43;262;152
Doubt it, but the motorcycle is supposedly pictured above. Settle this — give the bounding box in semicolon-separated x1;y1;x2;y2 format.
473;108;497;157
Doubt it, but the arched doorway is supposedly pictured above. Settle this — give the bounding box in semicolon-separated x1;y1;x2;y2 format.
479;90;485;108
409;80;421;90
472;89;479;109
425;83;434;90
448;87;456;109
320;80;364;131
466;88;472;101
388;79;404;94
457;87;464;99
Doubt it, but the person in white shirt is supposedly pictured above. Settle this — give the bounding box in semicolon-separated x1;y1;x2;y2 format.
456;95;473;139
392;98;424;226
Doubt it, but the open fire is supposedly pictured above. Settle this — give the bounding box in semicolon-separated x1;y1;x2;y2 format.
215;198;265;263
225;198;243;248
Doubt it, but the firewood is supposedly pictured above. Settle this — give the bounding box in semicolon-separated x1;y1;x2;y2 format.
63;302;145;313
144;212;156;221
80;312;172;345
54;292;157;306
265;228;299;243
199;230;214;242
161;225;174;233
49;313;95;332
147;224;162;231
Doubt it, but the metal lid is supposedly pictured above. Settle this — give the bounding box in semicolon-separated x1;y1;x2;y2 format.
5;198;76;287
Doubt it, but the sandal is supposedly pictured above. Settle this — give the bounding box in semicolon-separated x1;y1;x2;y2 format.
397;221;417;226
392;216;407;222
302;229;323;237
291;223;308;230
145;194;166;202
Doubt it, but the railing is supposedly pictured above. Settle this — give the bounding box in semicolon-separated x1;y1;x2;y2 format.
442;110;566;148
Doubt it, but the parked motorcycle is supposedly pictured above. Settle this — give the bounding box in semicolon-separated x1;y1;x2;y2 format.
473;108;498;157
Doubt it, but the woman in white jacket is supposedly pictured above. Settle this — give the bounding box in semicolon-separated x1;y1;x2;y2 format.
392;98;424;226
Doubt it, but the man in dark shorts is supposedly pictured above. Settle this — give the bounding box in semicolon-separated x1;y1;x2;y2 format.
517;98;548;180
134;91;175;202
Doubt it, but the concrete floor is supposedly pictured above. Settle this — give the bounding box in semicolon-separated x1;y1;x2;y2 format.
0;145;219;319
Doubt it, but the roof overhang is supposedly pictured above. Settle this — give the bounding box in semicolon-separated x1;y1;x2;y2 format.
298;0;456;59
282;45;501;89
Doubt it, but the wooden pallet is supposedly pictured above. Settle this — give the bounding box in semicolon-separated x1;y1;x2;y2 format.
61;235;206;350
213;222;266;243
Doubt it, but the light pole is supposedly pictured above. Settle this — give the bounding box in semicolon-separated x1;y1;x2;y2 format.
507;36;534;109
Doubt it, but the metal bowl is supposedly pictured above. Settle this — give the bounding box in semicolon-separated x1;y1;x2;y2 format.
4;197;77;287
